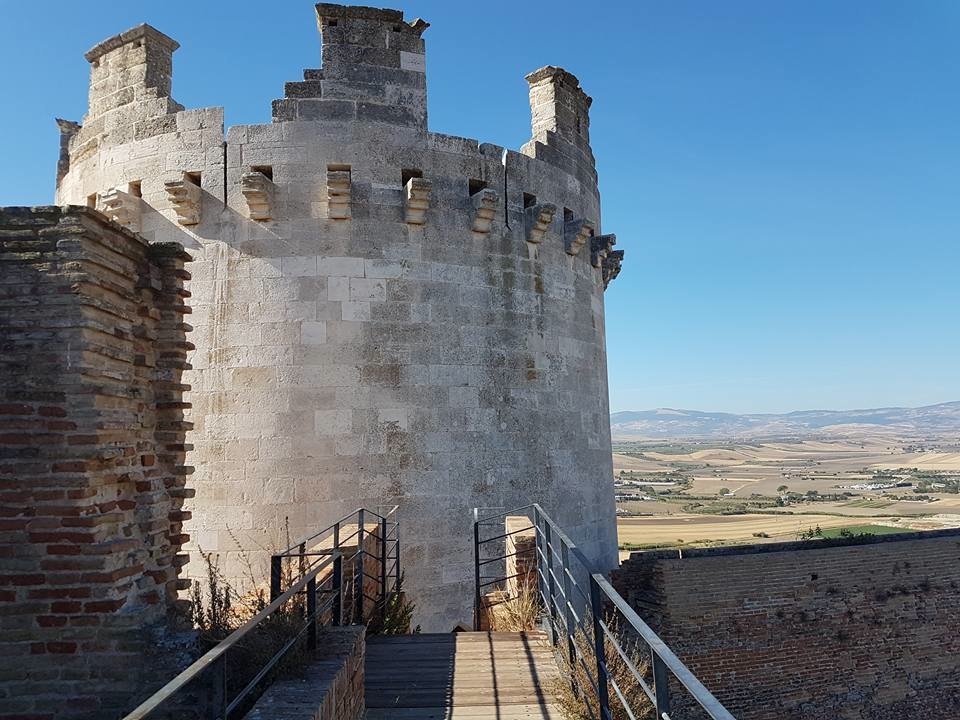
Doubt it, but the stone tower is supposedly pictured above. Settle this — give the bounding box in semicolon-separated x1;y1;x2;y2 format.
55;3;624;630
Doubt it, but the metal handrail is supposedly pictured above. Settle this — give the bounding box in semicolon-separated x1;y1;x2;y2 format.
474;503;736;720
271;507;401;628
124;552;343;720
274;505;398;558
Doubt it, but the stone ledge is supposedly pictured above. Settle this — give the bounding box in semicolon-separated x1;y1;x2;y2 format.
246;626;365;720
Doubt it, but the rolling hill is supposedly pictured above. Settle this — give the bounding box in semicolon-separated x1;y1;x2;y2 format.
610;401;960;440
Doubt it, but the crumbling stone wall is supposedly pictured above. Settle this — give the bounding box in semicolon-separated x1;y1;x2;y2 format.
611;530;960;719
0;206;192;719
54;3;623;631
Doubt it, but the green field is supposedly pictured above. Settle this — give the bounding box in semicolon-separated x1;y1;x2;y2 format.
843;499;895;509
818;524;907;538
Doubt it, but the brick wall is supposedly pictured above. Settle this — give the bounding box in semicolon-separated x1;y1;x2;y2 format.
611;530;960;719
0;206;192;720
246;626;365;720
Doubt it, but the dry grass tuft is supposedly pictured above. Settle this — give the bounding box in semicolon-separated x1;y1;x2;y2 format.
551;616;653;720
486;582;541;632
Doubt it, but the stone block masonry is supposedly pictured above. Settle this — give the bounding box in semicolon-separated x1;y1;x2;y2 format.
0;206;193;720
611;530;960;719
55;2;625;632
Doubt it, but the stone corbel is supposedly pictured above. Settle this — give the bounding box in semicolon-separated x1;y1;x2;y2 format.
602;250;624;289
524;203;556;244
240;170;273;221
327;170;352;220
470;188;499;233
590;233;616;268
164;174;201;226
99;188;141;233
564;217;595;257
404;177;432;225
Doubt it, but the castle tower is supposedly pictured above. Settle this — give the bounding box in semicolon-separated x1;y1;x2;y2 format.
55;3;623;631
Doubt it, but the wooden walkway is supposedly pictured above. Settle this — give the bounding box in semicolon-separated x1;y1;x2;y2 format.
365;631;563;719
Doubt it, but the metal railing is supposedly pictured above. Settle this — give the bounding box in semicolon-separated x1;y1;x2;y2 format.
474;504;736;720
271;506;400;626
124;506;400;720
124;552;344;720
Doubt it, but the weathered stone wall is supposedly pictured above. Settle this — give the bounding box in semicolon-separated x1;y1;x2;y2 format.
55;3;622;631
0;206;192;719
611;530;960;719
246;626;365;720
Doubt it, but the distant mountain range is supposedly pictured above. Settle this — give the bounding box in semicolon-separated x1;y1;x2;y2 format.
610;401;960;440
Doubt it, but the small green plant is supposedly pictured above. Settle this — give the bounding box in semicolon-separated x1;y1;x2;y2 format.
367;572;419;635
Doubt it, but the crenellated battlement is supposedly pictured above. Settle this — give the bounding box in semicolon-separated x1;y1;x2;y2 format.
274;4;429;128
83;24;183;122
58;4;613;277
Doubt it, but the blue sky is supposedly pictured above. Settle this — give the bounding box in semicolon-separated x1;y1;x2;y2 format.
2;1;957;413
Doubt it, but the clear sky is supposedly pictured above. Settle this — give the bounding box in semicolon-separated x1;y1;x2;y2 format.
2;1;957;414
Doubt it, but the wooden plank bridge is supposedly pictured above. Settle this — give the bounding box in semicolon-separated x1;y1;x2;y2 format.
365;631;563;719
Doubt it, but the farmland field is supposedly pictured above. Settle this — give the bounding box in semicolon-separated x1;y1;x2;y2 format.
613;434;960;556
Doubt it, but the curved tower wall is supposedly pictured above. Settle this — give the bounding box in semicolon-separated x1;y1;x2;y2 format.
56;4;623;630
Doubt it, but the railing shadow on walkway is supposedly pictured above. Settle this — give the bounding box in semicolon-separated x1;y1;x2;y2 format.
365;631;559;719
474;504;737;720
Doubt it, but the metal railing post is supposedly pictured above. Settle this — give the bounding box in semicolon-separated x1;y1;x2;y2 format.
395;521;401;590
533;507;548;620
379;516;388;619
306;575;317;651
560;542;576;669
355;509;365;623
270;555;282;602
211;653;227;720
332;554;343;626
543;520;558;647
652;652;672;718
590;575;611;720
473;516;482;631
333;520;340;550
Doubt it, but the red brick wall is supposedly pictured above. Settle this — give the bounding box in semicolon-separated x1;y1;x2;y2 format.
611;530;960;719
0;206;192;720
